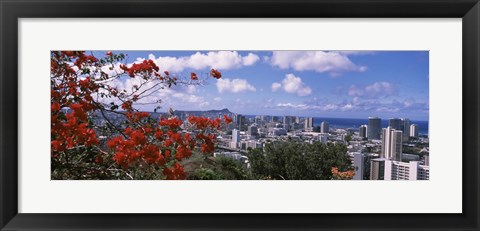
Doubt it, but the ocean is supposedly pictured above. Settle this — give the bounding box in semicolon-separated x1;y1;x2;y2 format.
312;117;429;135
245;115;429;135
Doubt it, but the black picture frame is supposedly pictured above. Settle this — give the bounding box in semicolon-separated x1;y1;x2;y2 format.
1;0;479;230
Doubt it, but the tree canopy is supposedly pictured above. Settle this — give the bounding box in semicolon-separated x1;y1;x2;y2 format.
247;141;353;180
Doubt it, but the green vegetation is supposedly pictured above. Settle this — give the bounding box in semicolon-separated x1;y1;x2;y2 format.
184;155;251;180
183;140;351;180
247;141;351;180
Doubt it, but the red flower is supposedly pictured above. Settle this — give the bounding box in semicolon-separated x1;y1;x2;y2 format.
163;163;186;180
106;51;112;56
159;117;183;130
164;71;169;75
154;129;164;140
107;136;123;149
223;115;232;124
51;140;64;152
210;69;222;79
175;146;192;160
51;102;61;112
190;72;198;80
170;132;183;144
121;101;133;111
113;152;128;169
164;139;173;147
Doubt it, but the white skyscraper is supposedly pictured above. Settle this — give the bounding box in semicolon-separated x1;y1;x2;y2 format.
231;129;241;149
384;160;429;180
353;152;364;180
410;124;419;137
320;121;329;133
304;117;314;131
381;127;403;161
359;125;367;138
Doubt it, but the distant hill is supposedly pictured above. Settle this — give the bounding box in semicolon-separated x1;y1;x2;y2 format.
90;108;235;124
172;108;234;118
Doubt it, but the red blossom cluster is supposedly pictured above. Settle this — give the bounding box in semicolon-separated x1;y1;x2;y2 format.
107;133;165;169
190;72;198;80
120;59;159;78
51;98;99;153
51;53;101;155
210;68;222;79
51;50;228;180
331;167;355;180
159;117;183;130
107;113;226;178
223;115;233;124
125;111;150;123
188;116;222;130
57;51;99;69
163;163;186;180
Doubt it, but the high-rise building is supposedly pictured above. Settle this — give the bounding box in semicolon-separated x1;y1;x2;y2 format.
410;124;419;137
370;158;386;180
402;118;411;141
232;129;240;143
353;153;364;180
283;116;294;131
424;155;430;166
367;117;381;140
359;124;367;138
294;116;300;124
389;118;402;130
317;133;328;144
384;160;429;180
304;117;314;131
392;130;403;161
235;114;246;131
320;121;329;133
247;125;258;137
254;115;262;124
381;127;403;161
271;116;280;123
230;129;241;149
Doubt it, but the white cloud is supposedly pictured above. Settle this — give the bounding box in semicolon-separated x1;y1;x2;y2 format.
216;78;256;93
277;103;307;109
323;104;339;111
184;85;197;94
348;82;397;98
270;51;367;76
147;51;260;73
271;82;282;92
214;97;222;102
341;103;355;111
273;102;339;111
242;53;260;66
97;75;212;111
376;107;400;113
272;74;312;96
335;51;376;56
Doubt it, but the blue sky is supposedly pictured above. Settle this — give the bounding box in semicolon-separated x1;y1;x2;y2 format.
92;50;429;120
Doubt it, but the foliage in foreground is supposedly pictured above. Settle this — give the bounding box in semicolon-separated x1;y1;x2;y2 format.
51;51;229;180
186;157;251;180
247;141;354;180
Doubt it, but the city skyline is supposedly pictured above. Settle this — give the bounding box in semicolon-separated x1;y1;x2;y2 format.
91;50;429;120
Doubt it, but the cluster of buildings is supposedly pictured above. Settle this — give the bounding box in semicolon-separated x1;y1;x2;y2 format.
352;117;429;180
164;110;430;180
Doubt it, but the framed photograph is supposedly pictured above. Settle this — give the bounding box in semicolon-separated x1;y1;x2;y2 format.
1;0;479;230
